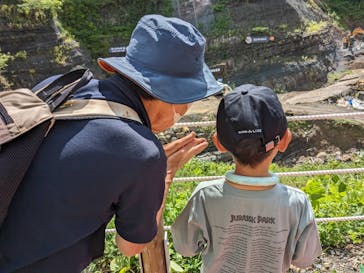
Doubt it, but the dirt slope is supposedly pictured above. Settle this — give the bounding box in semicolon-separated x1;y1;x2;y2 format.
186;67;364;124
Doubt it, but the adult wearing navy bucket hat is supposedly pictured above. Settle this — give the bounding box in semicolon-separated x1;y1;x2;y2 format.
0;15;222;273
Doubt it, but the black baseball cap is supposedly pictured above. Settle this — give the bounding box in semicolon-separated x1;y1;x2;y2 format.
216;84;287;153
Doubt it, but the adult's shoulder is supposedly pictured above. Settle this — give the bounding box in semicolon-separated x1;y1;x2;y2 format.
98;118;165;163
53;116;166;172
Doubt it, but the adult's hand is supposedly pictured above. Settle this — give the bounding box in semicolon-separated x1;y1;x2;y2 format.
163;132;208;182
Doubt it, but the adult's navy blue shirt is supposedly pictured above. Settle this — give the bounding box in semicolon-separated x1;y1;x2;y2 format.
0;75;166;273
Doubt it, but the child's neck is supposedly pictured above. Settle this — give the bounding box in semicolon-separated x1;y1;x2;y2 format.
235;162;270;177
227;159;275;191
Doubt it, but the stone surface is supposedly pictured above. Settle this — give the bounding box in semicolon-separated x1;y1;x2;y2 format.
0;0;342;92
0;3;95;90
175;0;339;91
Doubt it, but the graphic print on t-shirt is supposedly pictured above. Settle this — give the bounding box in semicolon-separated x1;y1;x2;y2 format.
213;214;288;273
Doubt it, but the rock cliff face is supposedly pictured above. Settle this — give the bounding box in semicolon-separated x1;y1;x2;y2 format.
0;3;90;90
175;0;340;91
0;0;342;91
206;28;339;91
176;0;322;32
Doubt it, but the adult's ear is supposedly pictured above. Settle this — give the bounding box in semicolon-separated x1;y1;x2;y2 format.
212;132;228;152
277;129;292;152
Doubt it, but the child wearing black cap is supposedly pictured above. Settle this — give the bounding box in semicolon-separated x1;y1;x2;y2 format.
171;84;322;273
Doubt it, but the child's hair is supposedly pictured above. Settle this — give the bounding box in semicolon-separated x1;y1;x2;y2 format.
229;138;274;167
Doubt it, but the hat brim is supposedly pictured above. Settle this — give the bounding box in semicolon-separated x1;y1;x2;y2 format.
98;57;223;104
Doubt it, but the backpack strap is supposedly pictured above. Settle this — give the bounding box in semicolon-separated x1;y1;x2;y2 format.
34;69;93;112
53;99;142;124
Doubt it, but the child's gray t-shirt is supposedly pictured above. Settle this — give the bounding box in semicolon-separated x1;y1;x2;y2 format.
171;179;321;273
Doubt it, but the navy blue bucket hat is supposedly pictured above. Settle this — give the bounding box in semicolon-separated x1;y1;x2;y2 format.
98;14;223;104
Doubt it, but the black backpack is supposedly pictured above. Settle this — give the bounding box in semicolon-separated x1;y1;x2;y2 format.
0;69;141;227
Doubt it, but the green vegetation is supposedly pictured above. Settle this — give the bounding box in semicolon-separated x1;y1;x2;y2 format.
212;3;225;13
0;50;13;70
2;0;173;59
14;50;27;60
251;26;270;35
17;0;62;18
0;49;27;70
304;174;363;245
86;156;363;272
202;0;232;37
0;1;59;28
327;70;352;84
211;0;228;12
278;23;288;31
86;230;139;273
321;0;364;29
9;0;361;68
58;0;173;58
208;14;233;37
52;45;69;65
52;30;76;65
305;20;328;34
3;0;363;68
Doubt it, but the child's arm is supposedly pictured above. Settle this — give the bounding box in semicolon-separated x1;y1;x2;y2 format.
171;191;208;257
291;198;322;268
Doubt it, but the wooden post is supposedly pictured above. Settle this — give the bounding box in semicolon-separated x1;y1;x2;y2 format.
139;219;169;273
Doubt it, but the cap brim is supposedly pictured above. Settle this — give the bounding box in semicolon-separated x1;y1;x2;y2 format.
98;57;223;104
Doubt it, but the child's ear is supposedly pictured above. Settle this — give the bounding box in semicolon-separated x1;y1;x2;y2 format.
212;133;228;152
277;129;292;152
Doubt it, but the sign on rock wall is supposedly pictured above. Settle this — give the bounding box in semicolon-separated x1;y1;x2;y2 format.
245;36;275;44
